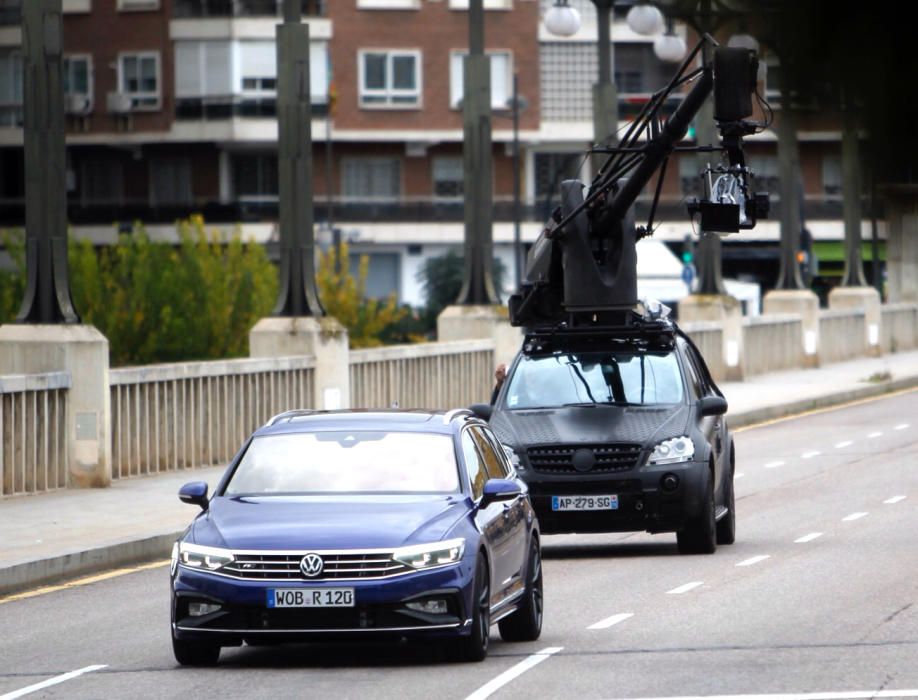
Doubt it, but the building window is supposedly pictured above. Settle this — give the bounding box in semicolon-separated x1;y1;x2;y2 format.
449;51;512;110
822;153;841;197
119;53;161;110
342;157;401;200
747;154;780;197
63;55;93;113
347;252;401;301
358;51;421;108
0;50;23;127
432;157;463;199
150;158;193;207
534;152;584;200
80;157;125;206
232;153;279;201
358;0;420;8
117;0;161;10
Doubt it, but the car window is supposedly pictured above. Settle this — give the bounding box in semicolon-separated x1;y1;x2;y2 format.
460;430;488;500
224;431;459;495
679;341;705;399
503;350;684;409
470;426;509;479
685;346;711;395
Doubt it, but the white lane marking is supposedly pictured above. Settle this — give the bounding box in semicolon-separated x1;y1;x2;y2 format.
465;647;562;700
884;495;907;504
736;555;770;567
842;512;868;522
895;423;909;430
667;581;704;595
795;532;823;543
868;431;883;438
835;440;853;449
763;460;784;469
801;450;821;459
617;690;918;700
587;612;634;630
734;472;745;480
0;665;107;700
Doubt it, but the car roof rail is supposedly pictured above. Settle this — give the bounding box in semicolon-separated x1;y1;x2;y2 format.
266;409;318;426
442;408;475;425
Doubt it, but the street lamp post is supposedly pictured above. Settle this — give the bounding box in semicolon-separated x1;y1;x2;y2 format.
272;0;324;317
16;0;80;324
456;0;500;305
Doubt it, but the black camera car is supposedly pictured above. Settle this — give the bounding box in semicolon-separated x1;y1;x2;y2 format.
471;42;768;553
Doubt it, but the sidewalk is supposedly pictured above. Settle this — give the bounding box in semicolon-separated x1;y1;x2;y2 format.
3;349;918;596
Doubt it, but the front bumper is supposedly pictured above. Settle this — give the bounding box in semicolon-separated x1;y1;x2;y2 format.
172;562;474;643
521;459;708;535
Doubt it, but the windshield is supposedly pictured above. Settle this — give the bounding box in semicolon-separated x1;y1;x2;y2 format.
503;350;684;409
224;431;460;495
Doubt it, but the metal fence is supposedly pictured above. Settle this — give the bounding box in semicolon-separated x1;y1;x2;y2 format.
109;357;315;479
350;340;495;410
0;372;69;496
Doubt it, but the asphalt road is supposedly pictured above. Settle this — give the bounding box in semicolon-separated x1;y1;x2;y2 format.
1;391;916;700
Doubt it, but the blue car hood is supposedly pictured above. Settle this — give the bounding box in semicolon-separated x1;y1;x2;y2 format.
192;495;467;551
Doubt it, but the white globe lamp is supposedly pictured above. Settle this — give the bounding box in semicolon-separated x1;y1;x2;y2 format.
653;32;687;63
544;0;582;37
626;3;664;36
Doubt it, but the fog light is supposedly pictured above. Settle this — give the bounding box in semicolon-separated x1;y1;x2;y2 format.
406;598;449;615
661;473;680;492
188;601;221;617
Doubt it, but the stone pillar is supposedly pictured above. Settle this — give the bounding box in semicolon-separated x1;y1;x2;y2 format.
678;294;744;380
883;185;918;304
249;317;350;410
0;324;111;487
762;289;821;367
437;305;523;368
828;286;882;356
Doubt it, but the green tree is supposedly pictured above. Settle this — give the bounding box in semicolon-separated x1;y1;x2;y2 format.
316;241;408;348
0;229;25;322
416;249;507;332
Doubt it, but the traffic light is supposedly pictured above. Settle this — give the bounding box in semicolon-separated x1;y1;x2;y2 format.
682;235;694;264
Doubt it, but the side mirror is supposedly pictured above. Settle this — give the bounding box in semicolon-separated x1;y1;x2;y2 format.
179;481;209;510
469;403;493;421
699;395;728;417
479;478;521;509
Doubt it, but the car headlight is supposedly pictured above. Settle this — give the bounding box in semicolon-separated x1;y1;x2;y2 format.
178;542;234;571
649;436;695;465
393;538;465;570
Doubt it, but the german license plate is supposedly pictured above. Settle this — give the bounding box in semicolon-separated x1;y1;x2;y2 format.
267;588;355;608
551;495;618;511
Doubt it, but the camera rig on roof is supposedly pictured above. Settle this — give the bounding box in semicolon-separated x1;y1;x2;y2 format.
508;36;771;345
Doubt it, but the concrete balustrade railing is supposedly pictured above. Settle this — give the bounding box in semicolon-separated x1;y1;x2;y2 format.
350;339;494;409
881;303;918;353
4;302;918;496
680;322;725;382
819;309;867;364
0;372;70;496
109;356;316;479
742;314;804;376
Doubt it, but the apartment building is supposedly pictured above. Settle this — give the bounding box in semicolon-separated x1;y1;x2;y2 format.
0;0;868;306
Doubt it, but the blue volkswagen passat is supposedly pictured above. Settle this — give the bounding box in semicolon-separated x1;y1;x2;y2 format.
171;409;542;665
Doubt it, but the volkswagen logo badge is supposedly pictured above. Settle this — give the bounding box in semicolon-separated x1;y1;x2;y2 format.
300;553;324;578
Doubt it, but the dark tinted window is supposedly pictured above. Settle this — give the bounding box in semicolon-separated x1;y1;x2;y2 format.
460;430;488;500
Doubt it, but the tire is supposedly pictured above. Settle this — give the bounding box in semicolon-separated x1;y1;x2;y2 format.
172;632;221;666
677;466;717;555
498;538;543;642
716;445;736;545
452;555;490;662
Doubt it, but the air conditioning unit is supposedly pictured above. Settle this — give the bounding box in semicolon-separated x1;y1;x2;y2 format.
107;92;134;114
65;94;92;115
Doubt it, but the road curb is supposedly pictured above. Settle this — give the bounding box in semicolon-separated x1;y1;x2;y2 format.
729;374;918;429
0;531;182;598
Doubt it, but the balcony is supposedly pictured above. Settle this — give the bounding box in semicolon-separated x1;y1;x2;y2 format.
175;96;328;121
172;0;325;18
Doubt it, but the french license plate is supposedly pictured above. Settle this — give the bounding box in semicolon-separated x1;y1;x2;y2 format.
267;588;355;608
551;495;619;511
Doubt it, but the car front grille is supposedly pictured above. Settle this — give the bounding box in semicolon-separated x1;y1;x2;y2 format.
527;443;643;474
221;552;412;581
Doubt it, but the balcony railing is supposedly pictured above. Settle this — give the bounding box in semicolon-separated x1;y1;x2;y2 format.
172;0;325;18
175;96;328;120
